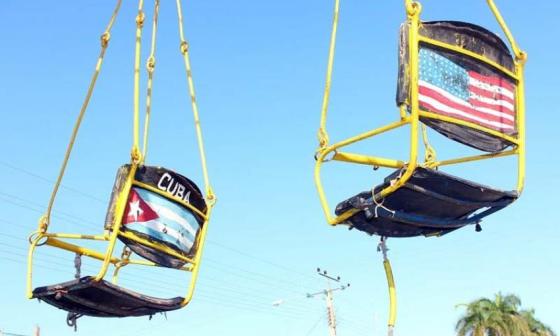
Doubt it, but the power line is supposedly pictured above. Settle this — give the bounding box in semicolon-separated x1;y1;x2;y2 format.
0;160;106;204
0;191;100;230
305;314;326;336
207;240;319;282
0;331;31;336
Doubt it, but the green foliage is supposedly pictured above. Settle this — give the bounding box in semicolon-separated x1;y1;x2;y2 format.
455;293;555;336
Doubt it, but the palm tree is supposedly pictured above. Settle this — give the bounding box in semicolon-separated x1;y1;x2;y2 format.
520;309;556;336
455;293;553;336
455;297;509;336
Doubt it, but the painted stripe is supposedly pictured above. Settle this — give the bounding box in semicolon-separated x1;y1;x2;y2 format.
469;96;514;116
469;85;515;106
419;81;515;123
469;71;515;91
135;188;199;237
468;76;515;100
419;93;515;131
127;220;194;251
146;201;198;237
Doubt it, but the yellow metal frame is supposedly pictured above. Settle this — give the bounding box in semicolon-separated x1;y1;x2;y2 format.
27;0;216;309
315;0;527;227
315;1;526;335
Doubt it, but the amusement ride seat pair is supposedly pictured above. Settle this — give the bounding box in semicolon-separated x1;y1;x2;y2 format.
26;0;526;334
314;0;526;335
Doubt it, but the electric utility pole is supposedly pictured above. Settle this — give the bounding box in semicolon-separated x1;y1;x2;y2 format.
307;268;350;336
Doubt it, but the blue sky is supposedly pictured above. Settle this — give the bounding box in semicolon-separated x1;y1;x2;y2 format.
1;1;559;335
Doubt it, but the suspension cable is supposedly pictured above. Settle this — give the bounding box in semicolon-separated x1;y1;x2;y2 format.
132;0;146;164
41;0;123;231
175;0;215;201
142;0;160;163
317;0;340;148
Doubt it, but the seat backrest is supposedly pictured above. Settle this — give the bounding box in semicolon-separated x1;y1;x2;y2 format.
105;165;207;268
397;21;518;152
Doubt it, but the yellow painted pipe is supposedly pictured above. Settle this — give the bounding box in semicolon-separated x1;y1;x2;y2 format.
433;149;517;167
384;259;397;334
181;207;212;306
46;238;120;265
44;233;109;241
333;152;405;169
419;111;520;145
418;36;517;80
118;230;195;264
95;164;138;281
331;119;409;151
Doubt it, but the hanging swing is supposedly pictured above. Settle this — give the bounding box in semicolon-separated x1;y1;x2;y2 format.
314;0;526;334
27;0;216;321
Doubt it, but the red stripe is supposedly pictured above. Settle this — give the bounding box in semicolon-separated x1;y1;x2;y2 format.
468;97;514;116
420;100;513;133
469;85;515;106
419;85;515;128
468;71;515;91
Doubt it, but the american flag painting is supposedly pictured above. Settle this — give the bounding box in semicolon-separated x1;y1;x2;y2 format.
418;48;516;133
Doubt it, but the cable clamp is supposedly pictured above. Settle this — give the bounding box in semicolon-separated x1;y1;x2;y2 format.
131;147;142;164
516;50;528;64
100;32;111;48
136;11;145;28
205;193;217;207
146;56;156;72
377;237;389;261
406;1;422;17
317;128;330;148
38;214;49;233
180;41;189;54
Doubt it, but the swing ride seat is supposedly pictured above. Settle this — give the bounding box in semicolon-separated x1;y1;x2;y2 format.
335;167;518;238
32;276;183;318
329;21;523;237
27;0;216;324
29;165;208;318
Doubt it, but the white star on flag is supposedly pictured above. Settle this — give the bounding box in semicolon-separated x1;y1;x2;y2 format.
128;200;144;222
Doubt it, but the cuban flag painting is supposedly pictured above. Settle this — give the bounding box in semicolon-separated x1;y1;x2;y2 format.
121;186;199;255
418;48;516;134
